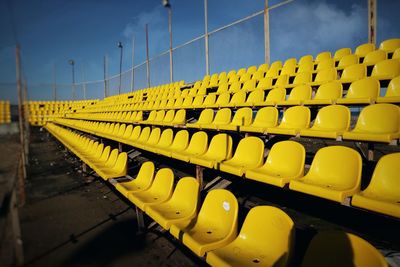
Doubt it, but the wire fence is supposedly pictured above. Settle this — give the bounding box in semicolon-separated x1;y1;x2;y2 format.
1;0;399;103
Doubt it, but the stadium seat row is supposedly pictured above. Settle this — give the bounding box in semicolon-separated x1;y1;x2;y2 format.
45;123;128;180
0;100;11;123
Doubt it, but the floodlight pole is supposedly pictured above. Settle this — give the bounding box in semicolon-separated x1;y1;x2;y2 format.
103;54;108;97
52;63;57;100
68;60;76;100
131;36;135;92
118;41;123;94
264;0;270;65
165;3;174;82
145;24;151;87
368;0;376;45
204;0;210;75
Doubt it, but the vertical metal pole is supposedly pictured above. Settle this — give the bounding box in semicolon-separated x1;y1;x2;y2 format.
104;55;108;98
204;0;210;75
368;0;377;45
131;36;135;92
168;7;174;82
82;64;87;100
52;63;57;101
145;24;151;87
264;0;271;65
72;64;76;100
118;43;123;94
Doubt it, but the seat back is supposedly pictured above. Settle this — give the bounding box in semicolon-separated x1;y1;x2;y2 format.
287;85;312;102
384;76;400;97
340;64;366;82
230;137;264;167
147;168;174;197
256;77;273;90
231;108;252;126
314;68;337;83
113;153;128;175
133;161;155;190
105;149;119;167
99;146;111;162
280;58;297;76
292;72;312;85
170;130;189;151
229;91;246;106
371;59;400;80
117;124;126;137
146;110;157;121
354;104;399;133
266;141;305;177
154;110;166;122
266;87;286;103
207;133;233;160
242;79;257;92
355;43;376;58
312;105;350;131
379;38;400;54
172;109;186;124
163;110;175;123
316;58;335;71
137;127;151;143
196;189;238;237
337;54;359;69
363;153;400;198
192;95;204;107
393;48;400;60
130;126;141;140
246;89;264;104
197;109;214;124
297;61;313;73
315;51;332;62
213;108;231;124
363;50;387;66
279;106;310;129
203;94;217;107
247;65;257;74
157;129;174;148
146;128;161;145
301;231;387;267
215;93;230;106
298;55;313;65
306;146;362;189
168;177;200;211
252;107;278;128
334;47;352;61
185;131;208;155
313;81;343;101
216;83;229;94
122;125;133;139
274;74;289;87
345;77;380;100
182;96;194;107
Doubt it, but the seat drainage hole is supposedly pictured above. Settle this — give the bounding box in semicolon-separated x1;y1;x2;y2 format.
253;259;260;264
154;197;158;200
176;211;180;214
207;231;212;234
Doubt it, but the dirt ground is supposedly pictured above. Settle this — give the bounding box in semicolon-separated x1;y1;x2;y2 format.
1;127;400;267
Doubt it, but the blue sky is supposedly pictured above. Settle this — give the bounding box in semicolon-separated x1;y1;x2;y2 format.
0;0;399;102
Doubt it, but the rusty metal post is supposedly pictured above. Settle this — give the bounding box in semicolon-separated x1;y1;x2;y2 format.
204;0;210;75
264;0;271;65
145;24;151;87
368;0;377;45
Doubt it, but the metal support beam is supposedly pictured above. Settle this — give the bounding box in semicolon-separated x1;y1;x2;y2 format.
168;7;174;82
204;0;210;75
52;63;57;101
368;0;377;45
264;0;270;65
103;55;108;98
145;24;151;88
195;165;204;190
131;36;135;92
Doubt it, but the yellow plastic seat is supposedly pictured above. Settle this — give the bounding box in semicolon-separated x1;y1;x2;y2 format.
206;206;295;267
267;106;310;136
240;107;278;133
172;131;208;162
145;177;199;230
342;103;400;143
142;110;156;123
136;127;160;149
337;54;359;70
303;81;343;105
128;126;141;142
297;61;314;73
379;38;400;55
271;74;289;89
157;130;189;156
153;110;166;124
186;109;214;129
351;153;400;218
170;189;238;257
363;50;387;66
336;77;380;105
247;65;257;74
245;141;305;188
115;161;155;197
241;89;264;107
97;152;128;180
265;61;282;78
339;64;366;84
289;146;362;203
371;59;400;80
300;105;350;139
355;43;376;59
215;83;229;95
298;55;313;66
201;108;231;130
226;91;246;107
309;68;337;87
158;109;174;125
192;95;204;108
128;168;174;210
277;84;312;106
241;79;257;92
218;107;253;131
392;48;400;60
203;94;217;107
334;47;352;61
315;51;332;63
212;93;231;108
263;87;286;106
256;77;273;91
377;76;400;103
218;136;264;176
315;58;335;72
286;71;312;88
190;133;233;169
144;129;174;153
301;231;387;267
164;109;186;126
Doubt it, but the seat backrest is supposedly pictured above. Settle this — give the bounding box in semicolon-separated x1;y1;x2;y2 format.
379;38;400;54
355;43;376;58
316;58;335;71
196;189;238;236
182;96;194;107
105;149;119;167
298;55;313;65
315;51;332;62
213;108;232;124
292;71;312;85
363;153;400;198
172;109;186;124
345;77;380;100
134;161;155;190
371;59;400;79
113;153;128;174
137;127;151;142
117;124;126;137
168;177;200;211
147;168;174;197
217;82;229;94
247;65;257;74
157;128;174;147
363;50;387;66
130;126;141;140
306;146;362;189
147;110;157;121
197;109;214;124
311;105;350;131
334;47;352;61
229;91;246;106
231;136;264;167
393;48;400;60
207;133;233;160
146;128;161;145
279;106;310;129
354;103;400;133
242;79;257;92
238;206;294;265
384;76;400;97
314;68;337;83
252;107;278;127
266;141;305;176
256;77;273;90
170;130;189;151
163;110;175;122
337;54;359;69
246;89;264;104
313;81;343;101
301;231;387;267
231;107;253;126
173;97;184;108
287;85;312;102
215;93;231;106
297;61;314;73
280;59;297;76
274;74;289;87
340;64;366;82
192;95;204;107
99;146;111;162
266;87;286;103
237;68;247;76
185;131;208;155
239;72;252;83
203;94;217;106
